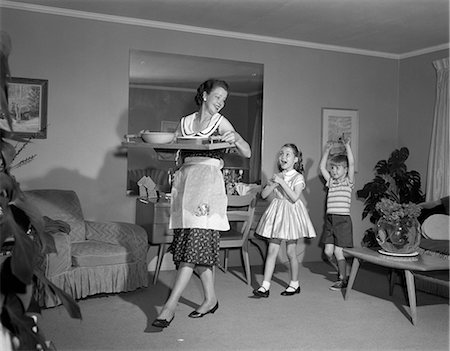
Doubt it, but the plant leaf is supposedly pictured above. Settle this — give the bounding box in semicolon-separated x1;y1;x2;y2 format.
38;230;57;254
0;139;16;171
0;129;33;142
34;270;82;320
11;189;45;236
2;294;49;350
10;224;36;285
0;195;16;246
374;160;388;174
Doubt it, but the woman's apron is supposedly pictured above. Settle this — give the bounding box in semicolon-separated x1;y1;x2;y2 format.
169;157;229;231
169;112;229;231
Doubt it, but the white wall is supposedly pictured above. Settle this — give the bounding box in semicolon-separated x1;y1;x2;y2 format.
3;8;403;268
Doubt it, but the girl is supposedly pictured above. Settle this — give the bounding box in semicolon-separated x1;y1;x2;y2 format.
253;144;316;297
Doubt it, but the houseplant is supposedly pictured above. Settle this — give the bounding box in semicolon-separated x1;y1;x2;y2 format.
356;147;425;251
1;31;80;350
375;198;422;254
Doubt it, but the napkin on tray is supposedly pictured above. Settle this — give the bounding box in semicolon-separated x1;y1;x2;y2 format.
137;176;158;198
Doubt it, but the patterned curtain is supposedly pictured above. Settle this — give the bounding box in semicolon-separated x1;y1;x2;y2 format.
426;57;449;201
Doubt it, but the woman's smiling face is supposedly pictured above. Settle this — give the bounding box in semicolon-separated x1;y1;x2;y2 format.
203;87;228;114
278;146;298;171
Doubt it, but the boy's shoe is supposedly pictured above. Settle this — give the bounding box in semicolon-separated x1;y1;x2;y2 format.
329;279;348;291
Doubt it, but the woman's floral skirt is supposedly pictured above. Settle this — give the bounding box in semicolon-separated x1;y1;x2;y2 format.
169;228;220;267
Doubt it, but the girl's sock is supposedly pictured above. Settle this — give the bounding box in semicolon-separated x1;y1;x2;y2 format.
259;280;270;291
285;280;299;292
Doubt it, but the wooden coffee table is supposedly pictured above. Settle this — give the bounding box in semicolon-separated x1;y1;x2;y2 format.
343;247;449;325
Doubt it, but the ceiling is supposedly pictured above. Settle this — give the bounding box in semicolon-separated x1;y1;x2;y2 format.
4;0;449;57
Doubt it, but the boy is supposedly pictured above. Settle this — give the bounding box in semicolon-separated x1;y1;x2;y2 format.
319;138;355;290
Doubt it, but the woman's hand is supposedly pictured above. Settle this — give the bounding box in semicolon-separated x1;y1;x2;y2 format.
221;130;241;144
218;117;251;158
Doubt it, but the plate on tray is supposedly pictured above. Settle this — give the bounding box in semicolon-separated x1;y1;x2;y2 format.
176;137;210;144
122;140;231;150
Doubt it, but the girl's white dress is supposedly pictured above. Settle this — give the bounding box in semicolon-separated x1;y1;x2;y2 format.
256;169;316;240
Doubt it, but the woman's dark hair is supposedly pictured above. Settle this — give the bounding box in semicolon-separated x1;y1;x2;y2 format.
195;79;229;106
278;143;304;174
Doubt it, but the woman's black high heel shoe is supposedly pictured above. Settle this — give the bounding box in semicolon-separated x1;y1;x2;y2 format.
188;301;219;318
151;316;174;328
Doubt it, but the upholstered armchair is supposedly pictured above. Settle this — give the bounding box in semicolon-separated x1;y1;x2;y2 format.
25;189;148;307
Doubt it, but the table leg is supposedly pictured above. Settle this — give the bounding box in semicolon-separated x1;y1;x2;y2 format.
153;243;166;285
404;270;417;325
344;257;360;300
389;269;397;296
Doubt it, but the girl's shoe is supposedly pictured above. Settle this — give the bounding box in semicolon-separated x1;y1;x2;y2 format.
188;301;219;318
280;285;301;296
252;286;270;298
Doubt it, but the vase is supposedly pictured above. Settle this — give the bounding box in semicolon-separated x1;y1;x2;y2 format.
375;218;421;255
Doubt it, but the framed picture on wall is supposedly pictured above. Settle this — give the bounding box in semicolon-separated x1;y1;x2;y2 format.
2;77;48;139
322;108;359;171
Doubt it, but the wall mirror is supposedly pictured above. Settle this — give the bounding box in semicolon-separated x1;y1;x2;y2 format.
127;49;264;196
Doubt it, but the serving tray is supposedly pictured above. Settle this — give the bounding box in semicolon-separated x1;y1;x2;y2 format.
122;141;232;151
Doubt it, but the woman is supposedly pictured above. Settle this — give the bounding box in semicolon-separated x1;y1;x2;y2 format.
152;79;251;328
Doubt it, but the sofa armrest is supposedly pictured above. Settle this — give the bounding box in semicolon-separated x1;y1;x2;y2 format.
85;221;148;259
43;232;72;277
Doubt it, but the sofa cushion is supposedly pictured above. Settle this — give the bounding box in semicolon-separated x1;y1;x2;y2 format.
72;241;133;267
25;189;86;242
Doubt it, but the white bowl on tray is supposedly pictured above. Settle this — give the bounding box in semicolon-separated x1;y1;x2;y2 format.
141;131;175;144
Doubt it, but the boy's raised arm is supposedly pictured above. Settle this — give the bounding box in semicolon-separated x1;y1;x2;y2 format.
320;143;332;182
344;139;355;183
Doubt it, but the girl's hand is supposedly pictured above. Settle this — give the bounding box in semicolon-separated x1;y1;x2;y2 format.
272;173;283;185
221;130;240;144
267;179;276;187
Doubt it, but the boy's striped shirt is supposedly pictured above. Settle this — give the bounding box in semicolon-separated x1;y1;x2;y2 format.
326;177;353;215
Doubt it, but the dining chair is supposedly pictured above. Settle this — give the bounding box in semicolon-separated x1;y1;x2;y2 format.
218;193;257;285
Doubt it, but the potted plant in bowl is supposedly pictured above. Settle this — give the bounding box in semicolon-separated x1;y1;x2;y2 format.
356;147;425;252
375;198;422;255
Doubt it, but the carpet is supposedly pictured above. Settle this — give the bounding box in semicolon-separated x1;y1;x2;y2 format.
39;261;449;351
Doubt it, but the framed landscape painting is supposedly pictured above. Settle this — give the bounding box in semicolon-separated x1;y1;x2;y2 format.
1;77;48;138
322;108;359;171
